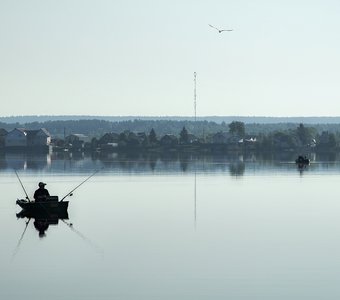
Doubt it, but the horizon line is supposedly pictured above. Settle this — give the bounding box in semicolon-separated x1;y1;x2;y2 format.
2;114;340;118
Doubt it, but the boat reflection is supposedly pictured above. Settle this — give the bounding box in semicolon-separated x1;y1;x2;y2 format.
12;208;70;260
16;209;69;238
14;209;102;256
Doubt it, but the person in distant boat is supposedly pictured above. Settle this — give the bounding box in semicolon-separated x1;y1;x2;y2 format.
34;182;50;202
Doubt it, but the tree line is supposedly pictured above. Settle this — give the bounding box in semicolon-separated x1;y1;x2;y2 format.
3;119;340;137
2;119;340;152
55;122;340;153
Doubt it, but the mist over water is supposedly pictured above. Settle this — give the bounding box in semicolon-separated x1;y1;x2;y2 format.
2;152;340;299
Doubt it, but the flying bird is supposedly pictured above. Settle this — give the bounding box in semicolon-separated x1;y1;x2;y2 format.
209;24;233;33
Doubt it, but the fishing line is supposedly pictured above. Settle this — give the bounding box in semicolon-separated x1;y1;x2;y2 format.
61;219;104;255
11;218;31;261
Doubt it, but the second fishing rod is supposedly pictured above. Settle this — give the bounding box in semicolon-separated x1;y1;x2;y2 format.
60;168;103;202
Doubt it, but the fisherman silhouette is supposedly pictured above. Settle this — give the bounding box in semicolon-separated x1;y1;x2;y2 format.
34;182;50;202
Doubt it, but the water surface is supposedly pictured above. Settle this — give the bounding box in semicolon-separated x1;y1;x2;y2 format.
1;152;340;299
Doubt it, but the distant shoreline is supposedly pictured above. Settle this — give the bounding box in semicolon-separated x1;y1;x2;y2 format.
3;115;340;124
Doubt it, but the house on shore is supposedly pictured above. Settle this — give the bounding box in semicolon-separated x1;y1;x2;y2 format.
160;134;178;146
212;132;231;144
65;134;90;150
211;131;257;150
5;128;51;149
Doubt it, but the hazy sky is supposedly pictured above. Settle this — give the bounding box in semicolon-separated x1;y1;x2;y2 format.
1;0;340;117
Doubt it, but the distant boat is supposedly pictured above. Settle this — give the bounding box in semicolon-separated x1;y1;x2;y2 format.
295;155;310;165
16;196;69;212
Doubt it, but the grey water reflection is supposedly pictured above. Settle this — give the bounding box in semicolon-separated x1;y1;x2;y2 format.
2;151;340;175
5;151;340;299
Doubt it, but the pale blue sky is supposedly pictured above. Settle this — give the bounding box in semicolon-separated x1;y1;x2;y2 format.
1;0;340;117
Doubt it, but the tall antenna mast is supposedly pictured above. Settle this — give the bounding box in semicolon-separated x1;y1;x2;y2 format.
194;72;197;121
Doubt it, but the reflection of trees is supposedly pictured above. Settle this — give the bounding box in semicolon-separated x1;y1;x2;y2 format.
179;153;190;172
0;152;7;169
148;153;158;171
5;153;27;170
69;151;84;160
7;150;340;174
316;152;337;162
160;152;178;166
26;153;45;169
229;162;245;177
117;153;138;169
257;151;305;163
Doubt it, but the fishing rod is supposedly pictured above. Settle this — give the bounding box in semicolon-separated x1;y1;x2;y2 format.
14;170;30;202
60;168;102;202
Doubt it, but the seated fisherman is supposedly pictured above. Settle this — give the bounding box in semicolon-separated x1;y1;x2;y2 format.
34;182;50;202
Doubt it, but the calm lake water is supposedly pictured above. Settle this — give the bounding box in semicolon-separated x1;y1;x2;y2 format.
2;152;340;299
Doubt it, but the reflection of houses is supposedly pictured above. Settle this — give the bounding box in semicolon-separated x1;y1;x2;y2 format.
4;152;51;171
5;128;51;149
0;128;8;148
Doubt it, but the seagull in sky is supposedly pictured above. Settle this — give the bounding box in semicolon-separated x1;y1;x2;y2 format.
209;24;233;33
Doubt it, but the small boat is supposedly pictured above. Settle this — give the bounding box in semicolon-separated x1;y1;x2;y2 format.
295;155;310;165
16;196;68;212
15;169;100;218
